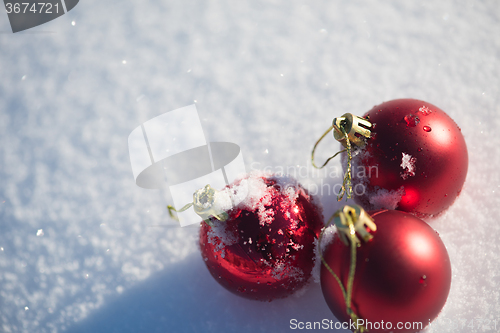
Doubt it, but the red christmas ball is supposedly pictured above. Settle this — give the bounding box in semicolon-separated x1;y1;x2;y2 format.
321;209;451;332
347;98;468;217
200;173;323;301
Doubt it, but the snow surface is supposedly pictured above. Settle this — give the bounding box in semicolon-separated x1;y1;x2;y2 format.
0;1;499;332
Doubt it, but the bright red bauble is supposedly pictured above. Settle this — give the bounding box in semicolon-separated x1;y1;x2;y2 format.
348;99;468;217
321;210;451;332
200;174;323;301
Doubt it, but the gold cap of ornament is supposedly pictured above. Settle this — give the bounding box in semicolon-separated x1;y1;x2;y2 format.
334;205;377;246
167;184;229;226
319;204;377;333
193;185;229;224
332;113;372;147
311;114;373;201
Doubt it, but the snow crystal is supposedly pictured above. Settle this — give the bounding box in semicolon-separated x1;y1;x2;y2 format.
221;171;305;226
400;152;417;180
270;260;304;283
419;105;433;115
204;172;300;248
312;224;337;283
236;171;274;213
206;220;239;250
368;187;405;210
210;186;234;213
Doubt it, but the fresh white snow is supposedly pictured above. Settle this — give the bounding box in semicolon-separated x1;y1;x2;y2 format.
0;1;499;332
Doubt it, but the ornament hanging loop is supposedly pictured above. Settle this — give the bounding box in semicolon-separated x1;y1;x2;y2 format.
311;124;343;169
333;113;372;148
311;113;372;201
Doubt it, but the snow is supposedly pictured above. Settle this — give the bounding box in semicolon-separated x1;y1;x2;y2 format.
419;106;433;116
368;187;406;211
1;1;499;332
233;171;308;226
400;152;417;180
313;225;337;285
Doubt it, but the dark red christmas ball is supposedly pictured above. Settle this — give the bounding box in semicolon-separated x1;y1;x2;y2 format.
200;173;323;301
347;98;468;217
321;209;451;332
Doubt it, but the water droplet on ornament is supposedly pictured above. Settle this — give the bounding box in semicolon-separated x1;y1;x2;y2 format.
444;194;448;197
237;286;247;293
267;282;273;286
419;275;427;284
417;147;423;152
423;126;432;132
404;114;420;127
